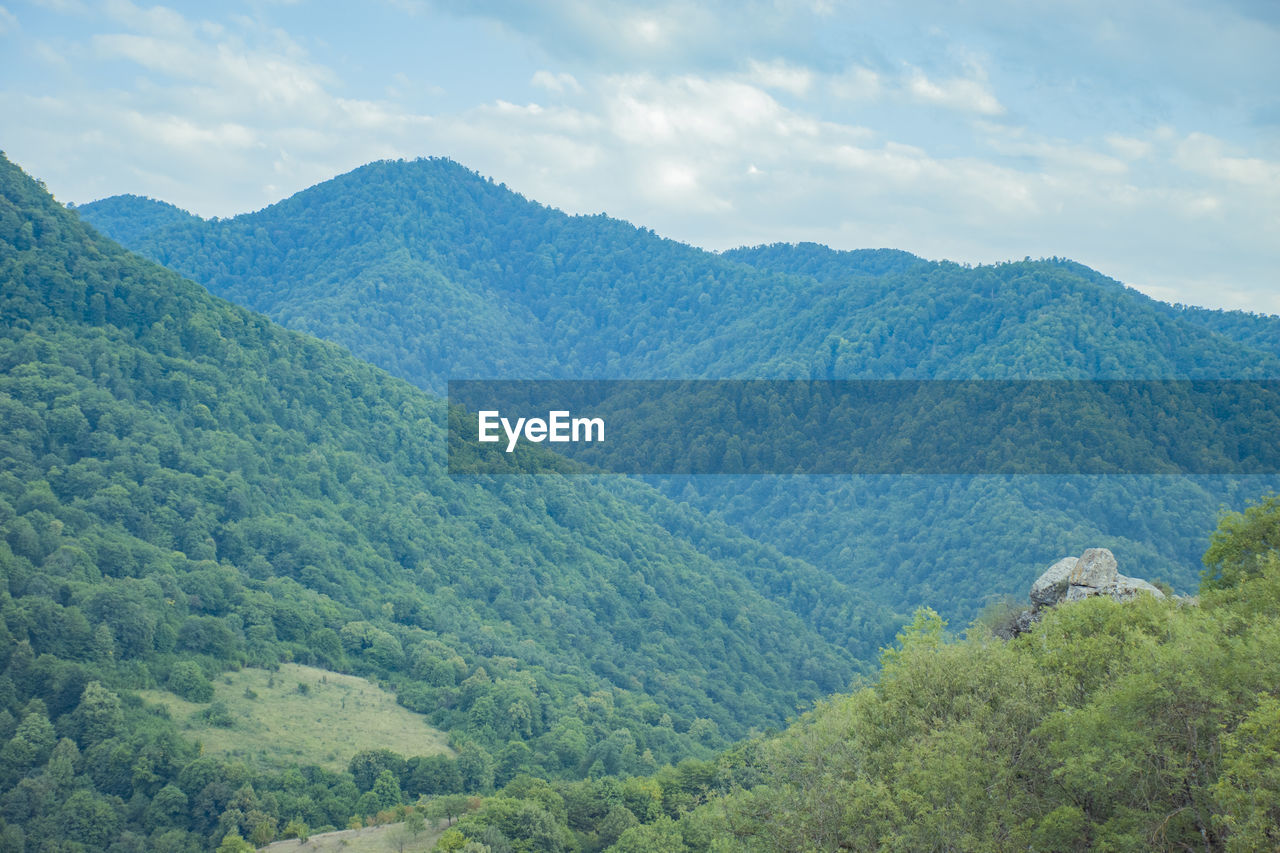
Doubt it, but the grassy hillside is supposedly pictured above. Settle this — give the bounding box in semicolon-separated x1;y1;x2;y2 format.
260;820;445;853
138;664;451;773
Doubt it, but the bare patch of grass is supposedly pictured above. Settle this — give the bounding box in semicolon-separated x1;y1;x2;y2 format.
260;819;444;853
139;663;451;772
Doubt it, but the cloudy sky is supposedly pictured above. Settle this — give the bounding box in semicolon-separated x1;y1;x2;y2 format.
3;0;1278;312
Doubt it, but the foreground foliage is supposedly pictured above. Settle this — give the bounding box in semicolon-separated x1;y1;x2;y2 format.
648;499;1280;851
423;498;1280;852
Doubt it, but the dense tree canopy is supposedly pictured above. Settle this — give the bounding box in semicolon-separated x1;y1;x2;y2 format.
80;159;1280;620
429;500;1280;852
0;153;892;849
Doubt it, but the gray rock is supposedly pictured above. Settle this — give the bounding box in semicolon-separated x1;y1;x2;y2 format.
1108;575;1166;602
1030;557;1078;606
1005;549;1175;642
1013;608;1039;634
1063;584;1094;603
1068;548;1118;588
1062;570;1166;604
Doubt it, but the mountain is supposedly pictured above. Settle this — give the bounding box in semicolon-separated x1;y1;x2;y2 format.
1159;303;1280;361
79;159;1280;387
0;153;893;849
78;158;1280;619
642;506;1280;852
66;194;199;250
437;500;1280;852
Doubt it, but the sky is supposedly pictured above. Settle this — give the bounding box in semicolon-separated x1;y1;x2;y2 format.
3;0;1278;313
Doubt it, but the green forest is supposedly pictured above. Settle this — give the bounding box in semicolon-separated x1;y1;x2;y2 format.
0;154;896;850
78;159;1280;621
3;148;1278;852
429;495;1280;852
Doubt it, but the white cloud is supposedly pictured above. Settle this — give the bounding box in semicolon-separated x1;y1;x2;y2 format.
102;0;194;40
746;59;813;96
122;111;257;150
980;125;1129;176
603;73;804;147
531;70;583;94
904;67;1004;115
1175;132;1280;195
29;0;91;15
1105;134;1153;160
626;15;665;46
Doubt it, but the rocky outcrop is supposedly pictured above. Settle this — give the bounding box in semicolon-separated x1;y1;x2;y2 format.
1000;548;1167;638
1029;557;1076;606
1067;548;1118;590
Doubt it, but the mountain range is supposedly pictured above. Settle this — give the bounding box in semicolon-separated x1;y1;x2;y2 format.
77;157;1280;619
0;151;912;848
2;149;1277;849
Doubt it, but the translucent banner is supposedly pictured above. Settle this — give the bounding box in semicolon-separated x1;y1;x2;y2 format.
447;380;1280;475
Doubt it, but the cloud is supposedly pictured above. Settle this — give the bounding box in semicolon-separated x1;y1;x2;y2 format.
1105;135;1153;161
6;3;437;215
423;0;847;70
980;124;1129;176
904;67;1003;115
4;0;1278;313
531;70;583;94
828;66;882;101
746;59;813;96
0;6;18;35
1175;132;1280;195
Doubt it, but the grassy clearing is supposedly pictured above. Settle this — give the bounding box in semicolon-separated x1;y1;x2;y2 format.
139;663;451;773
260;819;446;853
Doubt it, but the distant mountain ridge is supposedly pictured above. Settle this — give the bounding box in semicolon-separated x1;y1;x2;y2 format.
69;193;199;247
78;158;1280;386
76;157;1280;617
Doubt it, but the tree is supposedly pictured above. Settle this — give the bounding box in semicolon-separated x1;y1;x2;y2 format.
145;784;188;830
609;815;686;853
0;704;56;783
349;748;406;792
167;661;214;703
435;828;468;852
281;817;310;842
248;813;277;847
456;742;495;793
1213;694;1280;850
597;804;638;848
1202;494;1280;589
69;680;124;746
216;832;255;853
372;768;403;811
57;789;122;849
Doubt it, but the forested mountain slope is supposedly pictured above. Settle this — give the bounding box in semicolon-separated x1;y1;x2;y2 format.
618;500;1280;852
79;159;1280;619
720;242;1280;379
441;499;1280;852
67;194;199;252
0;153;893;849
78;158;1280;388
1161;302;1280;361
